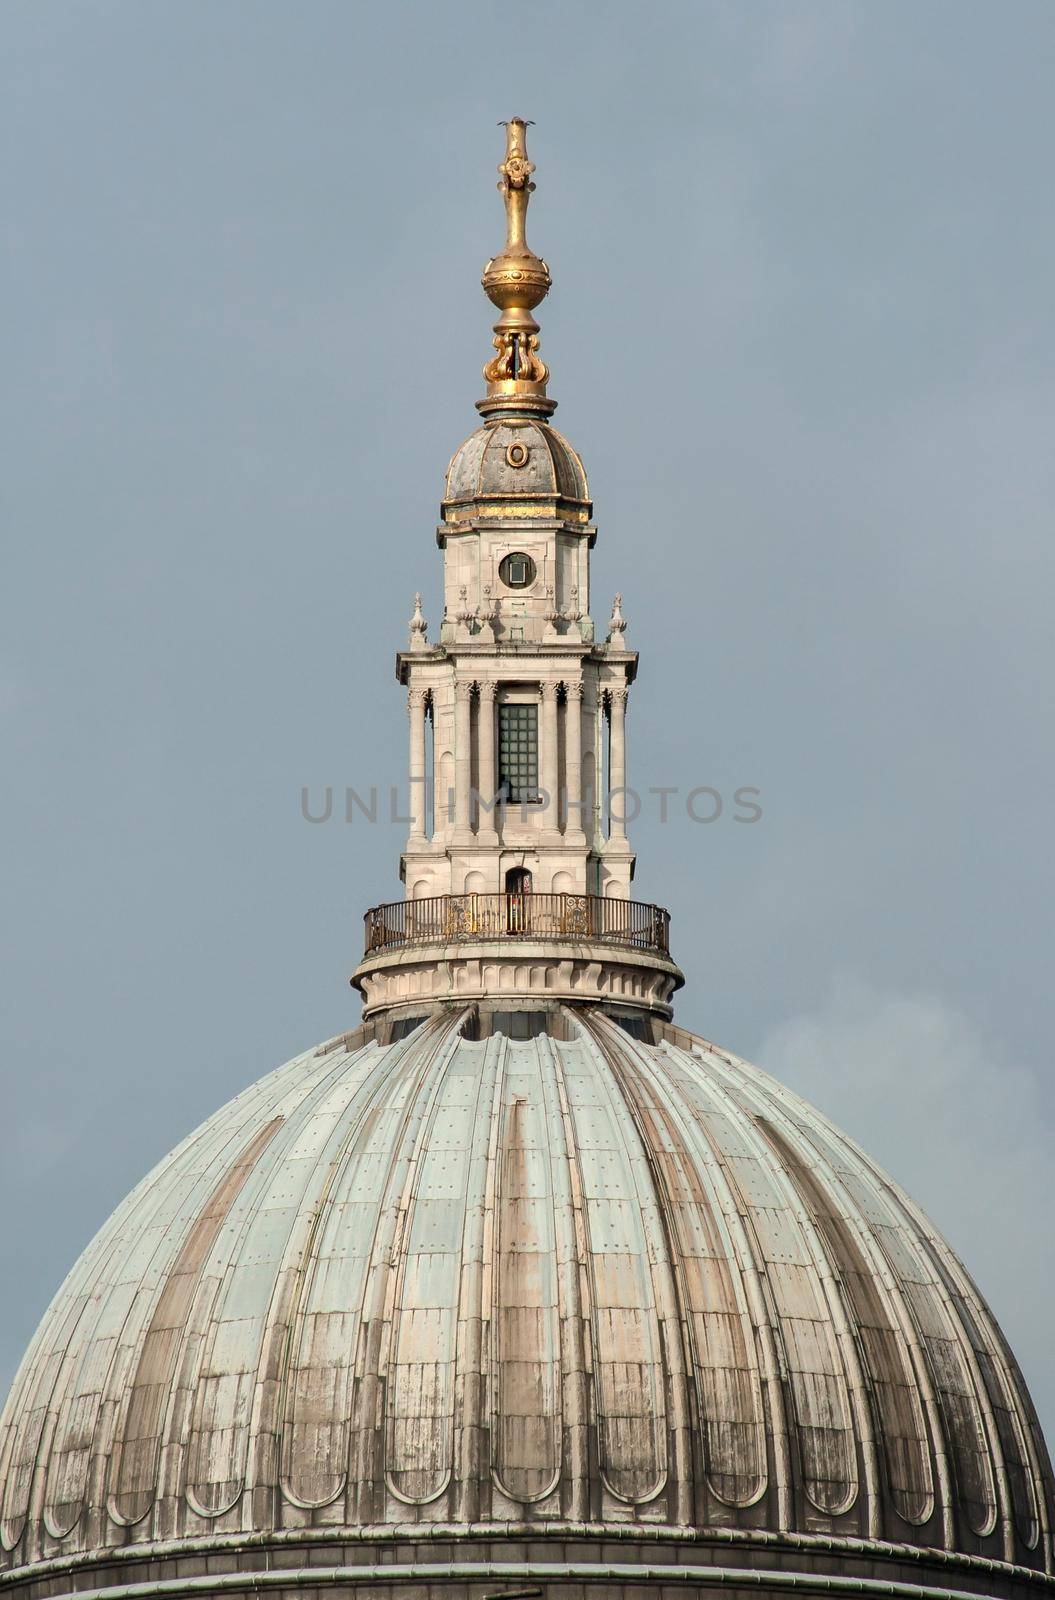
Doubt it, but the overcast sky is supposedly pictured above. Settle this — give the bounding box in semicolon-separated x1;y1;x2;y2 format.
2;1;1053;1447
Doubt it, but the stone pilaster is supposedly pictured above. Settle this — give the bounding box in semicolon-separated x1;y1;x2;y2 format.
540;680;561;840
476;680;498;842
407;687;428;845
609;685;629;842
453;679;475;843
564;679;585;842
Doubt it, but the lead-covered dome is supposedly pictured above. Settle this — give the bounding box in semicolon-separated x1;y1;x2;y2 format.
1;1010;1051;1600
443;417;589;520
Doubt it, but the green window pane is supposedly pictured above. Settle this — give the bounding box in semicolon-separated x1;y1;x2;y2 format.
498;703;540;802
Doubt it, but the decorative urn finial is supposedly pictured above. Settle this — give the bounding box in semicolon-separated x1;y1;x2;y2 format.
408;591;428;650
608;592;627;649
478;118;556;420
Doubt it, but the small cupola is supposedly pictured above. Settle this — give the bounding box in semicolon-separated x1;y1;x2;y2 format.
442;417;591;527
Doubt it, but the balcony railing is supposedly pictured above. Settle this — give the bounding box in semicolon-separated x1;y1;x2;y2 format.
363;893;671;958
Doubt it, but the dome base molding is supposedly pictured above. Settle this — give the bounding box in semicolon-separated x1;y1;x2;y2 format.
3;1527;1053;1600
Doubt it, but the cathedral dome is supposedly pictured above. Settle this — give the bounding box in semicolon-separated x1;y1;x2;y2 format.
443;417;590;518
5;115;1050;1600
1;1009;1050;1600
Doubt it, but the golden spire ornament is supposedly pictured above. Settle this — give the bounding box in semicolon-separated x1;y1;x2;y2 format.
478;118;556;419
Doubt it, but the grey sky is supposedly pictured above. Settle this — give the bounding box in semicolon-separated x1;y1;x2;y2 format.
2;0;1053;1447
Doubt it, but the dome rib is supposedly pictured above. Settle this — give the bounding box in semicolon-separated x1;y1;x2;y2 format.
545;422;589;501
277;1032;435;1513
382;1020;489;1508
558;1027;670;1508
1;1045;333;1555
817;1099;1049;1558
646;1032;864;1524
686;1041;943;1533
712;1043;964;1549
698;1043;1025;1553
587;1019;770;1517
111;1111;287;1527
347;1013;465;1525
753;1114;935;1531
489;1037;562;1508
535;1031;591;1523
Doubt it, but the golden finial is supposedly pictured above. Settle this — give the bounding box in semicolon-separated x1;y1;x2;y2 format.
496;117;536;249
478;118;555;419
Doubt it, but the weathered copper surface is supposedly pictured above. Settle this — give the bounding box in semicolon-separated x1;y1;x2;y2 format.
1;1008;1050;1600
442;416;588;514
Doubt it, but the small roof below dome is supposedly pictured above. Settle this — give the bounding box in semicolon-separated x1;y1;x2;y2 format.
443;417;590;519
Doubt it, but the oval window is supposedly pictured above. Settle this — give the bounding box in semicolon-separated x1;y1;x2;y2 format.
499;552;536;589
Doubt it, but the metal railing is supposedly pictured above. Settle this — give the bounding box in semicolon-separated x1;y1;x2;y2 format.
363;892;671;957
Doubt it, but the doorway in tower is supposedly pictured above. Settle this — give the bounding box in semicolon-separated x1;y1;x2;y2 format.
505;866;532;932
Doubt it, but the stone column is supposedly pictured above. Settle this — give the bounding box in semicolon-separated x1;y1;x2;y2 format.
564;679;584;838
407;687;427;843
477;680;498;840
454;679;474;839
540;680;560;831
609;685;628;841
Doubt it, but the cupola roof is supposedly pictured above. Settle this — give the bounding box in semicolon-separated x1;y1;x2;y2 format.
442;416;590;521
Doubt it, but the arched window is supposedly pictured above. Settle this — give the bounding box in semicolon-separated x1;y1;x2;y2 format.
505;866;532;932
